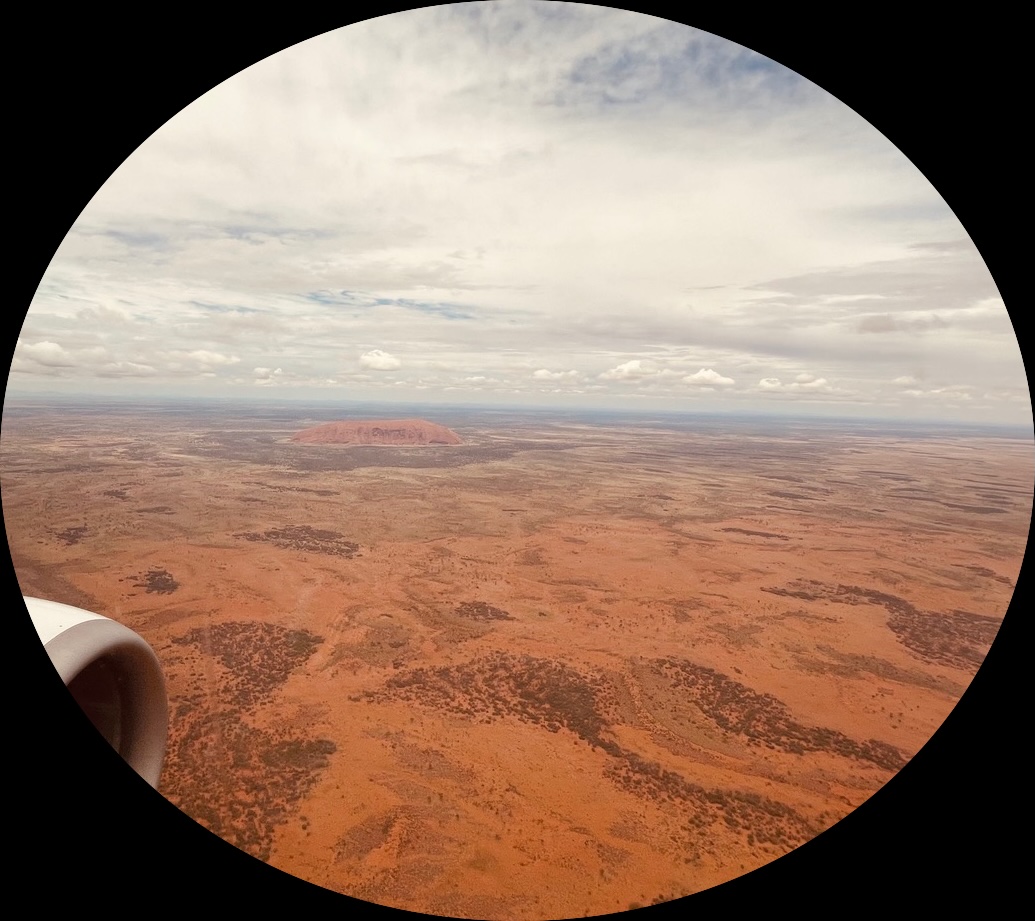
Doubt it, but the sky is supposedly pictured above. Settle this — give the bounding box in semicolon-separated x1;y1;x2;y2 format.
8;1;1030;424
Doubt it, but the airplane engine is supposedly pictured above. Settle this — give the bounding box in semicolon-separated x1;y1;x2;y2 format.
26;596;168;788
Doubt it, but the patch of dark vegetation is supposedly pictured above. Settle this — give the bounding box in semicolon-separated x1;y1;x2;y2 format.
646;657;906;771
603;750;816;849
103;488;129;500
371;652;817;851
55;525;88;545
371;652;611;745
792;645;962;694
235;525;360;558
890;608;1002;670
762;579;1002;670
941;502;1006;515
719;527;788;540
242;479;337;496
859;470;916;481
40;464;105;474
879;493;1009;516
262;738;338;771
762;579;918;612
172;620;324;708
761;579;830;602
132;568;179;594
161;706;335;862
954;564;1012;585
454;601;514;622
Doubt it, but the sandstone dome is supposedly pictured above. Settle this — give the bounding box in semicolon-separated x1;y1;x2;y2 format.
291;419;462;446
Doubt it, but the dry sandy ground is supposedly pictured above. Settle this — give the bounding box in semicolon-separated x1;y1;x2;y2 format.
4;401;1030;919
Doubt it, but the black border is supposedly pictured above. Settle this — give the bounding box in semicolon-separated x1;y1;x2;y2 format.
8;5;1027;917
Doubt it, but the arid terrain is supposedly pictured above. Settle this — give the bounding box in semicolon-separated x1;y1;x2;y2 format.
4;398;1031;920
292;419;463;445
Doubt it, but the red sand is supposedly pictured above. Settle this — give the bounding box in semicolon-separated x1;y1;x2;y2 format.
291;419;462;445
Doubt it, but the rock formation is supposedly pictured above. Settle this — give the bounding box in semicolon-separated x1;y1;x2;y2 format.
291;419;462;446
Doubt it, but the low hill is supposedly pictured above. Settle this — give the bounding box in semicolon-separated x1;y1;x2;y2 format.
291;419;462;446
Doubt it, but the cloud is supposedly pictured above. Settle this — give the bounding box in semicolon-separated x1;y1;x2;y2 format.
599;360;653;381
359;349;402;371
757;374;836;394
184;349;240;367
533;368;578;380
12;5;1026;423
902;383;976;401
16;340;77;367
253;367;284;386
10;339;160;380
683;368;735;387
793;377;832;391
858;313;949;334
95;361;157;378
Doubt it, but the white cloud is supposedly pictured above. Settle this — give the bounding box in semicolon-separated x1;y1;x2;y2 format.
599;360;653;381
793;376;831;392
17;340;77;367
758;374;836;394
185;349;240;367
684;368;735;387
95;361;156;378
12;4;1026;423
359;349;401;371
253;367;284;386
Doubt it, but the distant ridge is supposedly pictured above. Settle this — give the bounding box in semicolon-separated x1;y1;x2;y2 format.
291;419;462;446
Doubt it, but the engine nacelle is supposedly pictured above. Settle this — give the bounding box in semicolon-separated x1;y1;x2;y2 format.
26;596;168;787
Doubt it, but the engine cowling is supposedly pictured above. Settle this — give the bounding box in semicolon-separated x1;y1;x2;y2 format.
26;596;168;787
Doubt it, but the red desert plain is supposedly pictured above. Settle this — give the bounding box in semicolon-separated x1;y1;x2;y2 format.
4;399;1031;919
